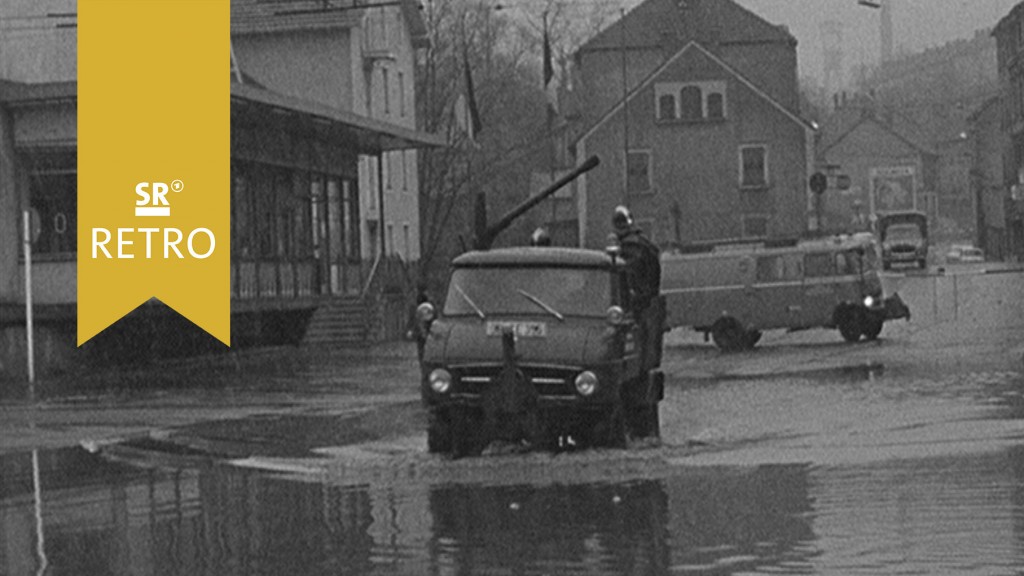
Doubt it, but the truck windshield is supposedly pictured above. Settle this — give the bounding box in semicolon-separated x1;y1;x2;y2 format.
444;267;611;318
885;224;922;241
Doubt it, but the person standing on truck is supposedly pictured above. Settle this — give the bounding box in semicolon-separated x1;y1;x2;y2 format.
612;206;663;368
612;206;661;310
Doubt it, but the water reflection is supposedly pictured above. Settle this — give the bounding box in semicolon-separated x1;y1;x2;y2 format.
1;447;820;575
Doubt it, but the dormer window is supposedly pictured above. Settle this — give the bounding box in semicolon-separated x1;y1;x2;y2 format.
654;81;727;122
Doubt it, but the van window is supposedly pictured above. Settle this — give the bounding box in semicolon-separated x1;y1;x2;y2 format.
756;256;783;282
804;253;834;277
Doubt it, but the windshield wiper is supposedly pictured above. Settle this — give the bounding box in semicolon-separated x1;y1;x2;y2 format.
453;284;486;320
517;289;564;322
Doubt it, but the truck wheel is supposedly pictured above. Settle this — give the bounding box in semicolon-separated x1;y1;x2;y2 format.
427;409;452;454
626;403;661;440
592;405;627;449
711;317;746;351
862;313;884;341
837;306;864;343
450;407;485;458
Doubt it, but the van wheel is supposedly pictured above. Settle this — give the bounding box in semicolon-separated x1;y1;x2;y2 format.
711;317;746;351
836;306;864;342
450;407;485;458
862;313;884;341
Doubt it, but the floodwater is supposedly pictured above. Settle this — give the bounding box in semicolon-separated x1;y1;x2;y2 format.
4;366;1024;575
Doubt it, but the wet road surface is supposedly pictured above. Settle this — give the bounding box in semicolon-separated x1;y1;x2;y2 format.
2;268;1024;575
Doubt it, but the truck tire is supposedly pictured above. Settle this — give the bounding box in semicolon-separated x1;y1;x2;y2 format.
427;409;452;454
592;405;627;449
626;403;660;440
450;407;486;458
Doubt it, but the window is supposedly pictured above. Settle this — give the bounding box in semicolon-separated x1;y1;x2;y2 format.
679;86;702;120
756;256;783;282
658;93;676;120
403;223;411;259
740;145;768;188
401;151;408;191
707;92;724;119
804;253;835;277
398;71;406;117
654;81;727;121
382;68;390;115
626;150;652;195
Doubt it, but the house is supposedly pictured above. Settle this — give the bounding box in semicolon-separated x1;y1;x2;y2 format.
815;96;939;236
568;0;814;248
968;96;1010;260
992;3;1024;261
0;0;442;379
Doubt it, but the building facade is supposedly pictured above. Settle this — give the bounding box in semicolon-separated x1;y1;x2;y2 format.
816;99;939;236
568;0;814;247
0;0;441;379
992;3;1024;261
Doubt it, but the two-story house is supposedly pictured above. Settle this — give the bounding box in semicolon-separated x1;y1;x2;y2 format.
0;0;442;379
992;2;1024;261
568;0;814;247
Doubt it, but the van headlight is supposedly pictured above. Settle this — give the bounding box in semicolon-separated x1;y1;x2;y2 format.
574;371;598;396
429;369;452;394
606;305;625;326
863;295;875;307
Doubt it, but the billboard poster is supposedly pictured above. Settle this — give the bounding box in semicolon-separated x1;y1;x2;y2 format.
869;166;916;213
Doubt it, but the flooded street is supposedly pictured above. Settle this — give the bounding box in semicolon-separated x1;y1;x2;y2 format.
3;269;1024;575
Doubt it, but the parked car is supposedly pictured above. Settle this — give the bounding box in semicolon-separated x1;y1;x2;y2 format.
946;245;984;263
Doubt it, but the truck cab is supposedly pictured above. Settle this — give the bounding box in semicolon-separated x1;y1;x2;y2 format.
417;247;664;457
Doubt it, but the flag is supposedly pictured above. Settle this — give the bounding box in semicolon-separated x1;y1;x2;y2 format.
542;22;558;114
460;45;483;143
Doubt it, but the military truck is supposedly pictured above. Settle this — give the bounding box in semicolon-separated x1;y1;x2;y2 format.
414;157;665;456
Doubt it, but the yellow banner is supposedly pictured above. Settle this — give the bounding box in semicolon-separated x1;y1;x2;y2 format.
78;0;230;346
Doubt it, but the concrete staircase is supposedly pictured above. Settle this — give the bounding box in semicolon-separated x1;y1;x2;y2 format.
303;296;370;346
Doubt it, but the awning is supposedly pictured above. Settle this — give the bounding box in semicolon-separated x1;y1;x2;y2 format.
231;82;446;153
0;80;76;105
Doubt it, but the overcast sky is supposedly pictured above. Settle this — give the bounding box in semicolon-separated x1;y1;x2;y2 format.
734;0;1019;84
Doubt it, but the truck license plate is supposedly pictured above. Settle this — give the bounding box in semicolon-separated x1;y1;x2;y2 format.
486;321;547;338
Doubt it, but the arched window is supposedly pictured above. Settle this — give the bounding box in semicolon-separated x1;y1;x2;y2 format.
707;92;724;119
679;86;703;120
658;94;676;120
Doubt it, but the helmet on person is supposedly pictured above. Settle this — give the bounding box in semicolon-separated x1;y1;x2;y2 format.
612;205;634;233
530;227;552;246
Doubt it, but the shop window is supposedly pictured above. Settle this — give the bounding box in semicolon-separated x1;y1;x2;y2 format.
740;145;768;188
28;171;77;256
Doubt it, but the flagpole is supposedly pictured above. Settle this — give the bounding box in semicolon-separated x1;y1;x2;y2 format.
543;10;556;227
620;7;629;203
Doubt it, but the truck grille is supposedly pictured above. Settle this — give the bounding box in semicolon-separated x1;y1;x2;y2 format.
451;365;577;397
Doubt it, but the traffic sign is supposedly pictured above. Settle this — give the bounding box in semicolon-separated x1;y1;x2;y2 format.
809;172;828;195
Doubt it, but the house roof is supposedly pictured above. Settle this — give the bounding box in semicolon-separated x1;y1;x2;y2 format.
819;103;937;157
574;41;813;146
231;81;446;152
577;0;794;53
231;0;427;46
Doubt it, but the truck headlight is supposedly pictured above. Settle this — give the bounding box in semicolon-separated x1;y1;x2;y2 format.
429;368;452;394
863;295;875;307
416;302;436;323
574;371;598;396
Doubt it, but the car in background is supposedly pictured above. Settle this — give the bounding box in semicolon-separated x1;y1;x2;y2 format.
946;245;984;263
877;211;929;270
